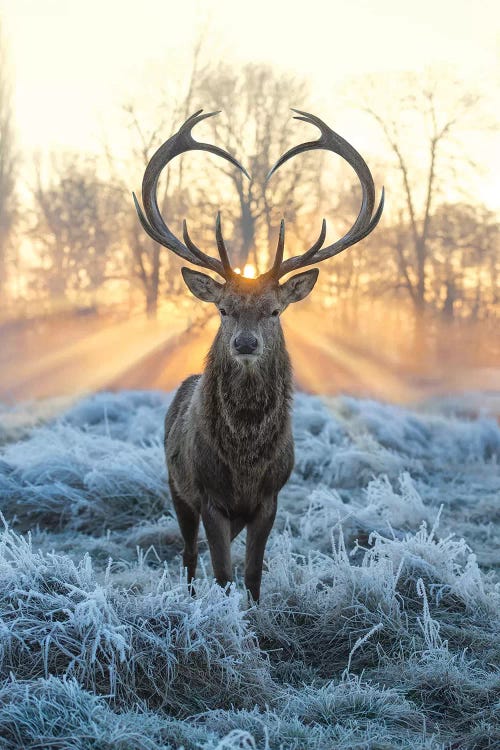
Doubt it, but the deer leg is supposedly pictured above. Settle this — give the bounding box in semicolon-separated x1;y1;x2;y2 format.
245;496;277;604
170;480;200;591
201;499;232;591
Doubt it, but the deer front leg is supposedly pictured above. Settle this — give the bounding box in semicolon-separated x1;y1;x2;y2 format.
201;498;232;591
169;480;200;594
245;495;277;604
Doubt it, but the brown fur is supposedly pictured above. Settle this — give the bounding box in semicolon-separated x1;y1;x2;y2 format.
164;268;318;602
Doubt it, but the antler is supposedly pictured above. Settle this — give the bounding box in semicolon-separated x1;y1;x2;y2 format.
132;110;250;280
265;109;385;279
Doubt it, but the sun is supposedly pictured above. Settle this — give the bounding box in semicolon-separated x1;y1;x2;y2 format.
242;264;257;278
233;264;257;278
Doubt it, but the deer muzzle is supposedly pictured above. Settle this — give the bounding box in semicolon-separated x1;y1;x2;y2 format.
234;333;259;355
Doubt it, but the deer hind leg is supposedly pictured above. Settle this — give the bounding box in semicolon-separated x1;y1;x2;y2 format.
201;499;232;591
169;480;200;591
245;496;277;604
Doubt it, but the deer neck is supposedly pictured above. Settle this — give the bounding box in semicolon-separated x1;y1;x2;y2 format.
202;326;293;439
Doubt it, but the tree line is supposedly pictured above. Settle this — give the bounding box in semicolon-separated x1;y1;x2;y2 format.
0;31;497;324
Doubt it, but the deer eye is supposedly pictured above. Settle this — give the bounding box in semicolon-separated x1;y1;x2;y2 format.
271;309;280;317
219;308;227;316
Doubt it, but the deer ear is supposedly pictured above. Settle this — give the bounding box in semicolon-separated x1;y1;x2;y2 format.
181;267;224;303
279;268;319;306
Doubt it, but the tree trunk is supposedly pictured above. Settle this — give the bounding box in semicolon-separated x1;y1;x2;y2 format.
239;202;255;269
415;238;426;310
442;280;456;320
145;288;158;319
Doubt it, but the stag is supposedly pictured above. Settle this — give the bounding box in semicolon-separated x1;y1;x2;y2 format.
133;109;384;602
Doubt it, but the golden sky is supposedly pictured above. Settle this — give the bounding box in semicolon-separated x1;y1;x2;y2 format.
1;0;499;204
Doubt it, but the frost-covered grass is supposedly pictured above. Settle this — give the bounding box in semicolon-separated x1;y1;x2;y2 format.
0;390;499;749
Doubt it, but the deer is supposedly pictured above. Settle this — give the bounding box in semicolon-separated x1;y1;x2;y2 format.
133;109;384;603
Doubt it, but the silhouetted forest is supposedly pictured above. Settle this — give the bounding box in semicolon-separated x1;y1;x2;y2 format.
0;24;497;323
0;26;498;405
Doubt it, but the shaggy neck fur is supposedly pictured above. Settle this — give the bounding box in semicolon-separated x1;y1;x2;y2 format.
202;325;293;467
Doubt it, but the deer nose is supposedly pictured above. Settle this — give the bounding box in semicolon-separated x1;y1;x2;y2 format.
234;333;258;354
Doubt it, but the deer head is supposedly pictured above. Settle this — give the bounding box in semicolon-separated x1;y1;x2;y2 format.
133;109;384;364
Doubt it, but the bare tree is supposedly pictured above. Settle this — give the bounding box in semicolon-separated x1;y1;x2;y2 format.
431;202;499;320
114;37;207;318
353;70;484;315
31;154;124;308
117;59;328;315
190;63;327;272
0;22;17;301
120;105;183;317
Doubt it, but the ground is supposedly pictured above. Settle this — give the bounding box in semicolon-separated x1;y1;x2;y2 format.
0;389;499;749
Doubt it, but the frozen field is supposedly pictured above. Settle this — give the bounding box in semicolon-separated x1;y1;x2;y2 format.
0;390;499;749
